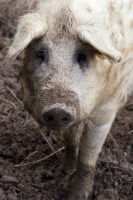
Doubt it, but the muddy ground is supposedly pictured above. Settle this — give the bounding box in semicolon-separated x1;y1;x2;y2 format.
0;1;133;200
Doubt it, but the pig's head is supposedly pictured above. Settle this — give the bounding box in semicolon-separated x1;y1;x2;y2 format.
8;1;121;131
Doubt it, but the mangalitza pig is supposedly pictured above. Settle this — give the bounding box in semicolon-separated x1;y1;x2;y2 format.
8;0;133;199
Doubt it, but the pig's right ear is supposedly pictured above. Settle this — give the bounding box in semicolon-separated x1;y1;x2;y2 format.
8;13;47;60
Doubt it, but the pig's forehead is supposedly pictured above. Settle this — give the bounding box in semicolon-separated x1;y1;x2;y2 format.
29;6;86;50
45;7;77;40
29;36;89;54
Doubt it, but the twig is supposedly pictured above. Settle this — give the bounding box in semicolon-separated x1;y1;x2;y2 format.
128;129;133;134
0;13;16;29
96;160;133;176
95;165;133;176
109;133;123;162
14;147;64;168
6;86;23;106
2;97;16;108
109;165;133;172
21;151;38;164
98;160;119;165
95;167;109;176
40;130;60;158
0;89;5;94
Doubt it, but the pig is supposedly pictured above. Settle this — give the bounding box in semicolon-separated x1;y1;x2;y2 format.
8;0;133;199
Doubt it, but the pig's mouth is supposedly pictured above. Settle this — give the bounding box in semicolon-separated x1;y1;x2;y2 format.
41;104;77;131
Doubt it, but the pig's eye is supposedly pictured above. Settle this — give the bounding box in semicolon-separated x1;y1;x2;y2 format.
77;53;88;67
77;53;87;63
36;50;45;62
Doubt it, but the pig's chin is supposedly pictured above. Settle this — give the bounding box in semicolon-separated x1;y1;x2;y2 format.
44;122;73;132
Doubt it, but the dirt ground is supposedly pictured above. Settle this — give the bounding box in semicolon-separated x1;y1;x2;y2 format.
0;1;133;200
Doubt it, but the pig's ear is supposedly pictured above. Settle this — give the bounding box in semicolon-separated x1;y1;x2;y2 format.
8;13;47;60
77;24;122;63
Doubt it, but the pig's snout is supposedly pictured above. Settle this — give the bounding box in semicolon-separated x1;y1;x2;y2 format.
42;105;76;130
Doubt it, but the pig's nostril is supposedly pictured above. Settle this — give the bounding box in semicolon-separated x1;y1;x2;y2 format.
62;117;68;123
42;107;75;130
48;116;54;122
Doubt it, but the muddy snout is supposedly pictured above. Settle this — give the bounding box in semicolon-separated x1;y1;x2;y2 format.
42;104;76;131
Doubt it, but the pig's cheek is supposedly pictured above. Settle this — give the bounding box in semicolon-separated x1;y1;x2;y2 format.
77;89;96;119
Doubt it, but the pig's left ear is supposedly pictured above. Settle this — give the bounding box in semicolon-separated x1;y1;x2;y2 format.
8;12;47;60
77;24;122;63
